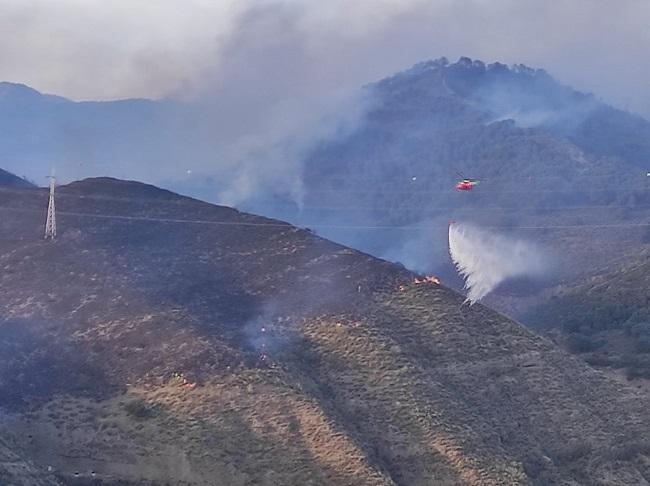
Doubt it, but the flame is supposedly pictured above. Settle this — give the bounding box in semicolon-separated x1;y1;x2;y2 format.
397;276;440;292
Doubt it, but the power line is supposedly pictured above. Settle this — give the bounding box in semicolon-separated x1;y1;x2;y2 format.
1;181;648;200
0;206;649;231
300;186;649;196
253;202;650;213
1;185;649;214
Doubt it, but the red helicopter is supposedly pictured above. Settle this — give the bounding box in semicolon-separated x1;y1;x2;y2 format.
455;173;481;191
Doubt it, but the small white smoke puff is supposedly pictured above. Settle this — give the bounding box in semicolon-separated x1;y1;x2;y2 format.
448;222;546;304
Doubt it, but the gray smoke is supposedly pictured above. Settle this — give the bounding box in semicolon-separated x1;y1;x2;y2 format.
4;1;650;198
3;1;650;114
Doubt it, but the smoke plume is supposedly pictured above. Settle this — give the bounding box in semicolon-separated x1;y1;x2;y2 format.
448;222;547;304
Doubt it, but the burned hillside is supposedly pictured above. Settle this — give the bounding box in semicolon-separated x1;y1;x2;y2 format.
0;177;648;485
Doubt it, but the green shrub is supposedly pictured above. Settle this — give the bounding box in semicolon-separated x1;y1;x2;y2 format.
628;321;650;338
625;366;650;380
584;354;616;367
637;336;650;353
552;441;592;465
566;333;604;353
608;440;650;461
124;398;155;419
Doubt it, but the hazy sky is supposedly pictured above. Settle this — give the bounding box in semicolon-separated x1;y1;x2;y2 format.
1;0;650;114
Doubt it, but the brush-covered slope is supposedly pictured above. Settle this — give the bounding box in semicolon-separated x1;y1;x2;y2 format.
0;178;649;485
527;248;650;380
0;437;62;486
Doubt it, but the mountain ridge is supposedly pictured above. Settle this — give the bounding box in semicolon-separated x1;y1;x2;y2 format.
0;177;649;484
0;168;36;188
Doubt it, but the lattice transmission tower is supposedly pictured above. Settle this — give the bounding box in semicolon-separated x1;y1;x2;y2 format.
44;176;57;239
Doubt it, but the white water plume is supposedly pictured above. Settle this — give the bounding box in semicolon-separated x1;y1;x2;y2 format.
448;222;547;304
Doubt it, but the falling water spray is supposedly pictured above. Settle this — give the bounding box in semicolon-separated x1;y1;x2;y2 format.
448;222;547;304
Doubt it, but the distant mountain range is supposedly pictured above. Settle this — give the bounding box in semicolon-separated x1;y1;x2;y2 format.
0;81;196;186
1;57;649;310
3;57;650;195
0;177;649;484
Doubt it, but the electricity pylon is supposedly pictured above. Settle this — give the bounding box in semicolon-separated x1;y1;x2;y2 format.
44;176;57;239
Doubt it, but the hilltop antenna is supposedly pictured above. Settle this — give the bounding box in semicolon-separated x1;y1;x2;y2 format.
44;175;57;239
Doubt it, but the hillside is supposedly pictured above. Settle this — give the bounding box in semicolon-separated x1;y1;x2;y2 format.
0;436;61;486
526;248;650;381
0;177;649;485
0;168;35;188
